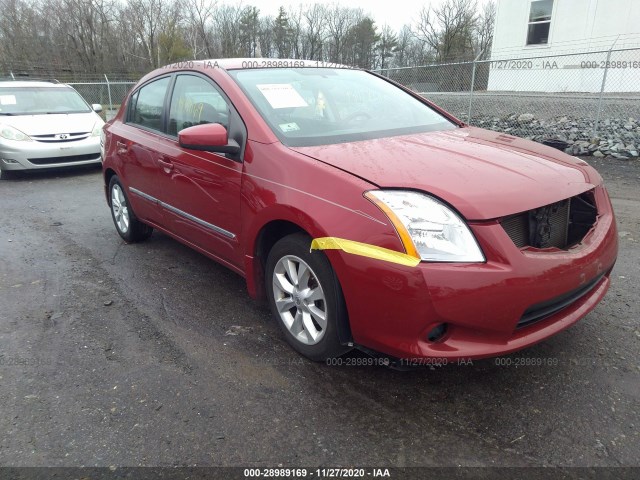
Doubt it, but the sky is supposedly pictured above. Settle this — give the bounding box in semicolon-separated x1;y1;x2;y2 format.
228;0;490;32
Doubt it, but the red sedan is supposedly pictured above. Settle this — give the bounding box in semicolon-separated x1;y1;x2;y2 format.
101;59;618;363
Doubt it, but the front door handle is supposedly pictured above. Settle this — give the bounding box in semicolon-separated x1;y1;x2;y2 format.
157;157;174;173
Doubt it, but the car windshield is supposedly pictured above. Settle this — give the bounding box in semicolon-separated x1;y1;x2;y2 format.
229;67;456;147
0;87;91;115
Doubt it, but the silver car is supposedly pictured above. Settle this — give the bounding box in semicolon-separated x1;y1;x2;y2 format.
0;80;104;177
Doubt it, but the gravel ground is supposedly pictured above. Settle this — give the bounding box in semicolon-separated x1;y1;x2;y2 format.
0;159;638;472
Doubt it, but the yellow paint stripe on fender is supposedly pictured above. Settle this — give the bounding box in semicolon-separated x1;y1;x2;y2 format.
310;237;421;267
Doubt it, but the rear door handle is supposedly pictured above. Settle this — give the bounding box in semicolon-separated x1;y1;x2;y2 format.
157;157;174;173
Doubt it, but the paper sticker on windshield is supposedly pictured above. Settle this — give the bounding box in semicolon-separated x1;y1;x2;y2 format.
257;84;308;109
0;95;16;105
279;122;300;132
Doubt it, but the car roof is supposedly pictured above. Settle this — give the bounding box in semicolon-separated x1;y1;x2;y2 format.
0;81;70;88
162;58;353;71
137;58;360;88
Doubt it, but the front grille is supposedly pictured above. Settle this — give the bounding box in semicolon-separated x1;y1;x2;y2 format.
501;191;597;249
28;153;100;165
517;273;605;328
31;132;90;143
501;213;528;249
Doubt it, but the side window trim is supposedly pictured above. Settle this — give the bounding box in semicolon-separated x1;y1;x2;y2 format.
126;90;138;124
162;74;178;134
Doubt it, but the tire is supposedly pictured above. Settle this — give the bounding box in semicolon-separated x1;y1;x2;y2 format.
265;233;352;361
0;169;18;180
108;175;153;243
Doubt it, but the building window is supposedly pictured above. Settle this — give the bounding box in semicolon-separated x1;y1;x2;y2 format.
527;0;553;45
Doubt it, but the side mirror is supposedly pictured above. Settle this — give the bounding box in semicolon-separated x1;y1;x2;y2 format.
92;104;103;113
178;123;240;155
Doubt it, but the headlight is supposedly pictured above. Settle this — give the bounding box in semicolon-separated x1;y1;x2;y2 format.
99;128;106;161
91;122;104;137
366;190;485;263
0;124;32;141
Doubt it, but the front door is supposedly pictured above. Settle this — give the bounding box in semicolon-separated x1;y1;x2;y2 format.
156;74;244;270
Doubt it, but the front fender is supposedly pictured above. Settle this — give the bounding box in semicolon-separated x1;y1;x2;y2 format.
239;141;405;306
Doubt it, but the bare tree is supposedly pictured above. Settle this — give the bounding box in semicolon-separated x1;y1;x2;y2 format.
3;0;498;77
121;0;178;68
257;15;274;57
184;0;216;58
474;0;496;59
49;0;118;72
303;3;327;61
0;0;42;67
326;6;362;63
214;3;243;58
287;6;303;59
415;0;478;62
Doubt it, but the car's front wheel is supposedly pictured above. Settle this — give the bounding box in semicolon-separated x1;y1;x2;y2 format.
266;233;351;361
108;175;153;243
0;169;18;180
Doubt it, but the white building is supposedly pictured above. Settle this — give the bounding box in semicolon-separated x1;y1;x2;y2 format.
487;0;640;92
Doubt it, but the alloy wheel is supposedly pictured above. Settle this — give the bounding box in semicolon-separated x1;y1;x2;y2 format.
272;255;327;345
111;184;130;233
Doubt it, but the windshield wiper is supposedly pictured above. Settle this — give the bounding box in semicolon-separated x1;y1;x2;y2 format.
0;112;16;115
42;111;88;114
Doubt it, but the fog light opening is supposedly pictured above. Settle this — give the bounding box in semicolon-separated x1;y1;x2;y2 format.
427;323;447;343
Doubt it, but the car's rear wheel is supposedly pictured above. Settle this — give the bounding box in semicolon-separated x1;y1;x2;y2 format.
108;175;153;243
266;233;351;361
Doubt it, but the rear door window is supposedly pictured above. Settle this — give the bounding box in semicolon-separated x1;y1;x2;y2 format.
128;77;171;132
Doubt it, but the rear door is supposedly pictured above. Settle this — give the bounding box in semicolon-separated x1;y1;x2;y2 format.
113;75;172;226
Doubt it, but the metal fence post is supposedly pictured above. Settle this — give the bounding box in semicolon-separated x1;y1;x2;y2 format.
10;71;15;80
104;74;113;113
593;37;619;137
468;50;484;124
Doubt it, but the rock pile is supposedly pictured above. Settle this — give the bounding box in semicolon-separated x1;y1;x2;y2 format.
468;113;640;159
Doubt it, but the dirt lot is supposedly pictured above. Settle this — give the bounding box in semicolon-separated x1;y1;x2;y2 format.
0;158;638;471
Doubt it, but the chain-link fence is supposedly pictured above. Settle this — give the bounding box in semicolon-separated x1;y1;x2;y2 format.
375;47;640;159
5;49;640;158
68;78;137;121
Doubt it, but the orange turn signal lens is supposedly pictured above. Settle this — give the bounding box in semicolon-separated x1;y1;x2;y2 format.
364;191;420;259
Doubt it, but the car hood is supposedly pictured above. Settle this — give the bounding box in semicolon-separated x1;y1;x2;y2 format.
1;112;101;136
290;127;600;220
